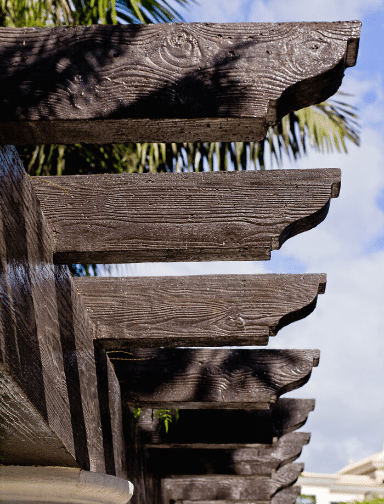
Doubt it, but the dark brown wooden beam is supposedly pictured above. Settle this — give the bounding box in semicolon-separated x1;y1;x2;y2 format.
113;349;319;409
272;486;301;504
0;22;360;144
161;463;303;503
135;400;315;448
78;274;325;347
32;169;340;264
0;364;78;467
0;145;125;476
147;432;310;476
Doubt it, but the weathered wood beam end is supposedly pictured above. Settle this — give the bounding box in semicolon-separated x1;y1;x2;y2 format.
33;169;340;264
146;431;310;476
113;349;319;409
271;486;302;504
79;273;325;348
161;463;303;504
0;21;360;144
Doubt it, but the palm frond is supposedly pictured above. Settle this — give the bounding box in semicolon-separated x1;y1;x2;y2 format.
116;0;195;24
0;0;117;26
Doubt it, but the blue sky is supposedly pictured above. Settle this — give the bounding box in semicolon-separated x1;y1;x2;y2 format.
112;0;384;474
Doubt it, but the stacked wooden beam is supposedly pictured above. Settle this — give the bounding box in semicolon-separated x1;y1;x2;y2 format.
0;20;360;504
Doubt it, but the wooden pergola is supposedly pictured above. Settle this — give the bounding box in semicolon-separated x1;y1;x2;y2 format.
0;20;360;504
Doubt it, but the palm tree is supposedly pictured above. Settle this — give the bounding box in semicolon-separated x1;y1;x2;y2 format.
0;0;359;178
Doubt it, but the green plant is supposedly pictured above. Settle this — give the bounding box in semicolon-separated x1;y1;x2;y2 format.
152;408;179;433
131;407;179;433
132;407;142;424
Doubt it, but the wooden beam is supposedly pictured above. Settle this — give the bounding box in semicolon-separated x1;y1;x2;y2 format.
161;463;303;503
32;169;340;264
0;364;78;467
0;22;360;144
269;463;303;496
94;349;127;479
271;486;301;504
147;432;310;476
0;145;125;475
125;405;311;504
135;400;315;447
78;274;325;347
113;349;319;409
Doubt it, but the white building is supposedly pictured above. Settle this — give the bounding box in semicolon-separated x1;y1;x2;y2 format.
296;444;384;504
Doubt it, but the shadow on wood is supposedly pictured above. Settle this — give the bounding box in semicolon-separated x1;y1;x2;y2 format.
130;399;315;447
0;146;125;475
161;463;303;503
0;22;360;143
111;348;319;409
146;431;310;476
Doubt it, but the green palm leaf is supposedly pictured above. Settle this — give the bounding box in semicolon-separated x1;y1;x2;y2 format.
116;0;194;24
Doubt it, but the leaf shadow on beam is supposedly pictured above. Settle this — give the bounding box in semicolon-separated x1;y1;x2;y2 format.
0;23;359;143
110;348;318;408
123;401;314;504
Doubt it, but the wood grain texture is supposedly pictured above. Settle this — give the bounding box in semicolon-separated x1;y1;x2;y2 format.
136;399;315;447
0;22;360;144
162;463;303;503
0;364;78;466
271;486;301;504
79;274;325;347
32;169;340;264
147;432;310;476
0;145;75;463
107;353;127;479
124;407;163;504
113;349;319;409
0;145;124;474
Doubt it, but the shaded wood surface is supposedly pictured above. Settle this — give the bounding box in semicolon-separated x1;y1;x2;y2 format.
136;400;315;447
147;432;310;476
113;349;319;409
124;408;162;504
161;463;303;503
271;486;301;504
0;145;75;464
174;487;301;504
94;348;127;478
79;274;325;347
33;169;340;263
0;145;124;474
0;364;78;467
0;22;360;144
107;355;127;479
